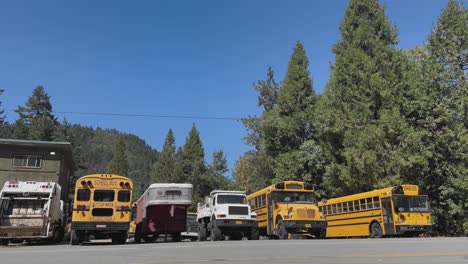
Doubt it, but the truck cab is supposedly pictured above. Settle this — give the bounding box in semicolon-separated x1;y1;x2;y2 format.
197;190;258;241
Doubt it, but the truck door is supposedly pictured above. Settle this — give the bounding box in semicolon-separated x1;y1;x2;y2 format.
267;193;273;235
381;198;395;235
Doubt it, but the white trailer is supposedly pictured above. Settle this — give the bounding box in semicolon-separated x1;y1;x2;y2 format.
0;181;65;245
197;190;259;241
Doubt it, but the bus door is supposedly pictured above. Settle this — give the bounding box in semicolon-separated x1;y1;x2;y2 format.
267;193;274;235
381;198;395;235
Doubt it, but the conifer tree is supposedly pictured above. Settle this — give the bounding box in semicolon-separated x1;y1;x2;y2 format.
14;86;58;141
152;129;177;183
0;89;5;124
107;138;129;176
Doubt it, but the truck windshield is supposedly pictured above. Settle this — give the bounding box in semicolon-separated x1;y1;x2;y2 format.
273;191;316;204
392;195;430;213
217;195;246;204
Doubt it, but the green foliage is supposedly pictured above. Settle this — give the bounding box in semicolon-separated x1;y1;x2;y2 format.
234;150;275;194
0;89;5;124
107;138;129;177
151;129;178;183
14;86;59;141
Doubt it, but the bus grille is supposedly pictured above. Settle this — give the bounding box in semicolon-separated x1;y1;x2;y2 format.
229;206;249;215
297;209;315;218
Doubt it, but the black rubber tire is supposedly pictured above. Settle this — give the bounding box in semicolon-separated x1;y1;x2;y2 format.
134;224;142;243
1;240;9;246
172;233;181;242
70;230;80;245
198;223;207;241
314;228;326;239
53;226;65;243
276;219;288;239
248;227;260;240
370;223;383;238
210;223;222;241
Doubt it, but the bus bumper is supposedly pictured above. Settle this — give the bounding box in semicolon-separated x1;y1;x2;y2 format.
284;220;327;232
396;225;432;234
71;222;129;232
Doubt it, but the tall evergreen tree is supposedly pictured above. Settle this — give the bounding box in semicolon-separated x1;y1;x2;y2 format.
0;89;5;124
107;138;129;176
152;129;178;183
419;0;468;235
204;150;232;190
14;86;58;141
316;0;425;196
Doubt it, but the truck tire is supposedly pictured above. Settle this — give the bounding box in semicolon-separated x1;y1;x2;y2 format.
276;219;288;239
1;240;8;246
210;223;222;241
53;226;65;243
248;227;260;240
198;223;207;241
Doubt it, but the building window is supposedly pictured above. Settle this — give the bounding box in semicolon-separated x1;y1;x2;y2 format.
13;155;42;169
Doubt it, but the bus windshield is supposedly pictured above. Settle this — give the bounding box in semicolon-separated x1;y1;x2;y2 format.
273;191;316;204
393;195;430;213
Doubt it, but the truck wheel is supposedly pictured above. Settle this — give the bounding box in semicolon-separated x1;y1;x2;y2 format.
1;240;8;246
198;223;207;241
276;219;288;240
370;223;383;238
53;226;65;243
248;227;260;240
210;223;222;241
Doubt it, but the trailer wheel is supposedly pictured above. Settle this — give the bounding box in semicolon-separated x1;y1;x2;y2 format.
134;223;142;243
198;223;207;241
172;233;181;242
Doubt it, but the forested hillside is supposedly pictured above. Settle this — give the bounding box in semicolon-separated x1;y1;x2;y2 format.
236;0;467;235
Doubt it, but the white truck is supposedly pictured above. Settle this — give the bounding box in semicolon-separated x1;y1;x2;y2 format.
197;190;259;241
0;181;65;245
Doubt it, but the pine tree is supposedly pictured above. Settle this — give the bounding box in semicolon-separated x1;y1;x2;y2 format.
181;124;207;203
107;138;129;176
14;86;58;141
262;41;317;156
205;150;232;190
151;129;177;183
0;89;5;124
420;0;468;235
316;0;425;196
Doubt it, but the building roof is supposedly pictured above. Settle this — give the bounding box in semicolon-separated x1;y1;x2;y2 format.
0;138;72;150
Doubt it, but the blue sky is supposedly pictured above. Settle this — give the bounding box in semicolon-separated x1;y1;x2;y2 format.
0;0;452;172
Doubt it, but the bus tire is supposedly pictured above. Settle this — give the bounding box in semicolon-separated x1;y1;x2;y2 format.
198;223;207;241
314;228;326;239
70;231;80;245
370;223;383;238
210;223;222;241
276;219;288;240
112;232;127;244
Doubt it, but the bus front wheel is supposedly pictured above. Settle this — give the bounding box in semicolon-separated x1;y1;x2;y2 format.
370;223;383;238
276;220;288;240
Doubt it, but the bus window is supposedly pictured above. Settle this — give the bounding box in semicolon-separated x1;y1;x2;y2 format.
337;203;342;214
332;204;337;215
360;199;367;210
327;205;332;215
373;197;380;208
94;190;115;202
261;195;266;207
348;201;354;212
118;190;131;202
77;189;90;201
343;202;348;213
366;198;373;209
354;200;360;211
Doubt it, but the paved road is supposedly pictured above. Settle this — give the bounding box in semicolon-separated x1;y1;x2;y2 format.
1;238;467;264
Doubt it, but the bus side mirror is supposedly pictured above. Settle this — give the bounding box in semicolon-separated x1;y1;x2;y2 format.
321;198;327;203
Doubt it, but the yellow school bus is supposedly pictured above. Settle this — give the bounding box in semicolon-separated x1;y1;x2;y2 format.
128;202;137;238
247;181;327;239
319;184;432;238
70;174;133;245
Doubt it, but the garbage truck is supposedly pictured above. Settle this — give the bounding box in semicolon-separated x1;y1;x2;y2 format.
0;181;65;245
